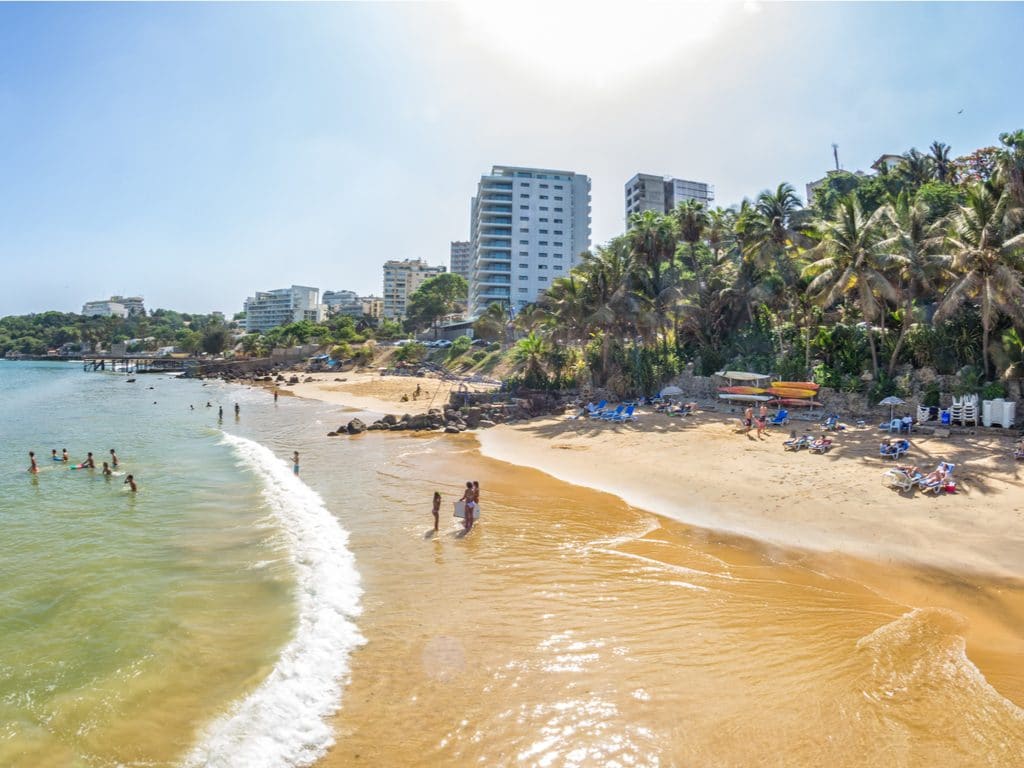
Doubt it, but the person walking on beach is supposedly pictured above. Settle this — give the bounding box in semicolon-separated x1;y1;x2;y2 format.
292;451;300;475
218;405;223;420
28;451;38;474
460;481;475;532
109;449;119;468
274;389;279;403
743;406;754;434
472;481;480;511
61;448;69;463
124;474;137;492
756;405;768;439
431;491;441;532
234;403;240;418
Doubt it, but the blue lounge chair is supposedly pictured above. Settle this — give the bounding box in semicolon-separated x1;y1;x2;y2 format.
784;434;812;451
611;405;636;422
600;405;625;421
768;409;789;426
809;436;833;453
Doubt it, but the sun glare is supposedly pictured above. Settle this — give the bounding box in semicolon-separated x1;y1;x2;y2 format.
456;2;734;87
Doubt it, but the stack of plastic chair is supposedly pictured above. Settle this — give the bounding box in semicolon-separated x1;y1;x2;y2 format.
949;396;964;425
917;404;931;423
961;394;979;427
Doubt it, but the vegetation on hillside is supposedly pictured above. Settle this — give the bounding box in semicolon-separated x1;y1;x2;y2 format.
489;130;1024;397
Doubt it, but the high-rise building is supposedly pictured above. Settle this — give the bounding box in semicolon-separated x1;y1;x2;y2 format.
624;174;715;219
450;241;472;282
323;290;362;317
243;285;326;332
82;295;145;318
382;259;446;319
468;165;591;317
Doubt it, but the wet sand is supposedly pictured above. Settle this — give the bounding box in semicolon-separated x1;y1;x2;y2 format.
305;434;1024;768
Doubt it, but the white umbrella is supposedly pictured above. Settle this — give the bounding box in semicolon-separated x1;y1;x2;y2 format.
879;395;906;421
660;385;683;397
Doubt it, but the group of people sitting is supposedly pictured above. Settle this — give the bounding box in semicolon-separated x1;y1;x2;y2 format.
783;432;833;452
653;399;697;417
879;437;912;459
888;462;956;493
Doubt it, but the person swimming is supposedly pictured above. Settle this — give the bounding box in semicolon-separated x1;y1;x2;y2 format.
102;461;112;477
124;474;137;492
109;448;118;468
28;451;38;474
61;448;69;463
51;449;59;461
84;452;95;469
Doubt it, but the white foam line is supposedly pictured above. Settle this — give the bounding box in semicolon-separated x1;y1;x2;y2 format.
182;433;365;768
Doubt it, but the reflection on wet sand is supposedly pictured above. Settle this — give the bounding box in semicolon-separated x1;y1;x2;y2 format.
311;435;1024;768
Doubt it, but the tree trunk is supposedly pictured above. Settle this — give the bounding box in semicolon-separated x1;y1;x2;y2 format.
887;301;913;377
868;329;880;380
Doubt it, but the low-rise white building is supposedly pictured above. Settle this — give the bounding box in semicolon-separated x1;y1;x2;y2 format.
243;285;326;332
82;300;128;318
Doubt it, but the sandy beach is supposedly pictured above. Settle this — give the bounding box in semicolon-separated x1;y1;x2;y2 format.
476;409;1024;578
285;369;498;416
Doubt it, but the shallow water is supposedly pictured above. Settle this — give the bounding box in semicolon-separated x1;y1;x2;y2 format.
3;362;1022;767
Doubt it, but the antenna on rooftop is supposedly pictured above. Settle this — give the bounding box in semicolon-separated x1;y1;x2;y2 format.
832;143;840;171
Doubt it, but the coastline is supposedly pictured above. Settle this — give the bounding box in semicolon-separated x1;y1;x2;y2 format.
475;411;1024;578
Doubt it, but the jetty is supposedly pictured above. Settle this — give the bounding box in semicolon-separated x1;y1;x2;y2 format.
82;355;189;374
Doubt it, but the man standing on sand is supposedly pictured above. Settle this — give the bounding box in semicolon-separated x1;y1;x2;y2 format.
274;390;279;403
234;403;240;418
757;405;769;438
743;406;754;434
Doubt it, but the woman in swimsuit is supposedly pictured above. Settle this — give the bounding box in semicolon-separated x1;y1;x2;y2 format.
431;491;441;532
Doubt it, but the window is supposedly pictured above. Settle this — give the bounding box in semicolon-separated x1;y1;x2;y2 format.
554;253;564;259
519;227;528;233
539;277;548;283
554;196;563;201
518;288;528;294
538;264;548;270
539;195;548;200
554;207;563;212
539;241;548;246
518;275;528;281
539;183;548;188
539;217;548;222
539;229;548;234
554;218;563;223
538;252;548;258
554;266;563;271
519;252;528;257
519;216;529;221
554;241;563;247
555;184;563;189
520;193;529;198
520;205;528;210
519;239;528;244
518;263;529;268
540;206;549;211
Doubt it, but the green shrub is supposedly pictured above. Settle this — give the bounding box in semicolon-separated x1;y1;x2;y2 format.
471;350;488;363
352;343;375;366
486;342;501;352
981;381;1007;400
395;342;427;363
448;336;472;358
922;381;941;407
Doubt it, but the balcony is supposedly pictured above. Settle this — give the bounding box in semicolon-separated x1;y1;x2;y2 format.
477;275;511;285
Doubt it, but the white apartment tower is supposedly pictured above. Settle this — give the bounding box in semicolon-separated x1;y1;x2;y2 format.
625;174;715;219
449;241;472;282
243;285;326;332
382;259;446;319
468;165;591;317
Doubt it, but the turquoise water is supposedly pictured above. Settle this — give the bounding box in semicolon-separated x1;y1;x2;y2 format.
0;362;362;767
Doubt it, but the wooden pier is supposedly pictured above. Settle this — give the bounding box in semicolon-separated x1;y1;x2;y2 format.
82;355;190;374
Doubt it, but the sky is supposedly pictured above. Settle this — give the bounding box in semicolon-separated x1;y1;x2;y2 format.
2;1;1023;316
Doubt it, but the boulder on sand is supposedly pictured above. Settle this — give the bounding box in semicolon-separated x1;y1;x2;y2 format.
346;418;367;435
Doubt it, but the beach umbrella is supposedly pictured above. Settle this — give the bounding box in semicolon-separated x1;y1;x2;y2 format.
660;385;683;397
878;395;906;421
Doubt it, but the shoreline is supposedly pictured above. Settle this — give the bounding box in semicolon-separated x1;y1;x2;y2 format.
475;411;1024;579
276;376;1024;577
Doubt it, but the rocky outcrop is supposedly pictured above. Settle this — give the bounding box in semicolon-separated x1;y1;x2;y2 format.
346;418;366;434
334;396;563;437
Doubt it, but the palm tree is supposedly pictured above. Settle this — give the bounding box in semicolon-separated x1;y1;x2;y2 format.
511;332;549;388
878;192;952;375
674;198;709;276
472;302;509;342
930;141;952;183
996;129;1024;208
803;195;896;378
897;148;936;189
935;183;1024;379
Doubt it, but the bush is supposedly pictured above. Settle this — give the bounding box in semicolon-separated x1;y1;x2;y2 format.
486;342;501;352
447;336;472;359
471;350;488;363
981;381;1007;400
352;342;376;367
395;342;427;363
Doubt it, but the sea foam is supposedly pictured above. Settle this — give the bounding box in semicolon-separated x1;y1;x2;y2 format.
182;433;365;768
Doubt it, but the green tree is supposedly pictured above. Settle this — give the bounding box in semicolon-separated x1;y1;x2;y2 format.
404;273;468;336
201;327;229;355
472;302;509;342
930;141;953;183
935;183;1024;379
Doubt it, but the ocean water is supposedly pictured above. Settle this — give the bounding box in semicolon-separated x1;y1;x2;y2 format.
0;362;362;768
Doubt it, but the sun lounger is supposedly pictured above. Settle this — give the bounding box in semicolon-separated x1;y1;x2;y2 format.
783;434;812;451
599;405;625;421
879;439;909;459
768;409;789;426
917;462;955;494
882;467;921;491
611;404;637;423
808;437;833;454
1014;442;1024;460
